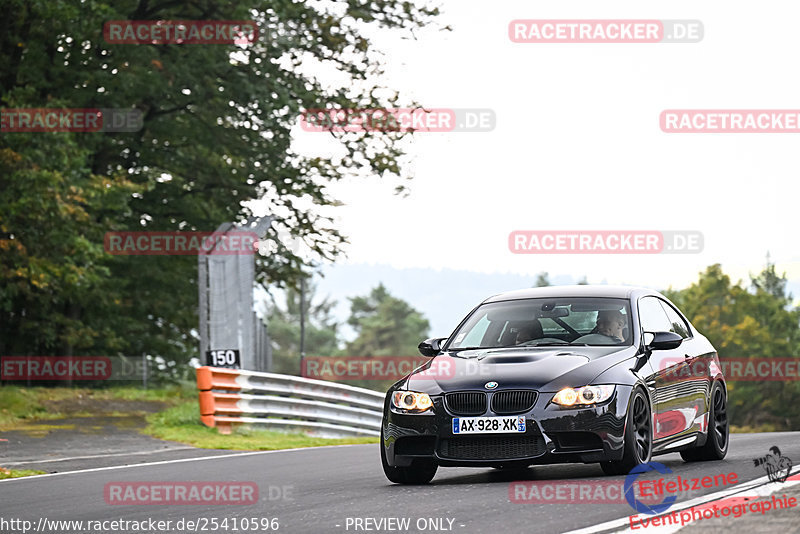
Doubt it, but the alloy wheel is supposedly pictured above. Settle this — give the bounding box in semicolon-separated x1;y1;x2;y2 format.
712;388;728;450
633;395;651;461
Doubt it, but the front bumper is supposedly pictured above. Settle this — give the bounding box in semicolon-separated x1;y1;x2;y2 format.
382;385;633;467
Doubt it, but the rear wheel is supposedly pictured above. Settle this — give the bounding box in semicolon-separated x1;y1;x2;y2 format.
600;389;652;476
680;382;728;462
380;439;437;484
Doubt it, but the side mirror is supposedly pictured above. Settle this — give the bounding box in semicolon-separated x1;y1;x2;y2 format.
645;331;683;351
418;337;447;357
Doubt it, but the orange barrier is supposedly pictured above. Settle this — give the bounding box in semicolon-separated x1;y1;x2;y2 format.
196;366;242;391
197;367;244;433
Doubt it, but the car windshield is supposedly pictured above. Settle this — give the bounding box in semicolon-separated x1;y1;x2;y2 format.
446;297;633;351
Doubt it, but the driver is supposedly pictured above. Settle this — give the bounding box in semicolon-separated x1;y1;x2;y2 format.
595;310;626;342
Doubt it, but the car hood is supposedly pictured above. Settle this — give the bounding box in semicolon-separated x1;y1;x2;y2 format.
404;345;638;394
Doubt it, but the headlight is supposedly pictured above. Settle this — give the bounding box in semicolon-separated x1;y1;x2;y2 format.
392;391;433;413
552;385;615;407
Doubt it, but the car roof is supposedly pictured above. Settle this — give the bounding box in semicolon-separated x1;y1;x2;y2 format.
482;285;661;303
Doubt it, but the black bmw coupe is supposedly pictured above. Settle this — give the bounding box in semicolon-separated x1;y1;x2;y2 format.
381;285;729;484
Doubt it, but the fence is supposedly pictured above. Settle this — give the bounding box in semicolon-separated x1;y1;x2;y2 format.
198;217;273;372
196;366;384;438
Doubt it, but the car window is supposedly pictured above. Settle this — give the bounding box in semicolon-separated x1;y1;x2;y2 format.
541;308;602;333
454;313;490;347
659;301;692;339
447;297;632;349
638;296;672;333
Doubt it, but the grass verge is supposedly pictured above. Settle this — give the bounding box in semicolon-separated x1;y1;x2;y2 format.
0;467;46;480
1;384;378;451
0;384;191;427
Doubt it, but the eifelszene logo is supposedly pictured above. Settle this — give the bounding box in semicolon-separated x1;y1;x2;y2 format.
624;462;677;515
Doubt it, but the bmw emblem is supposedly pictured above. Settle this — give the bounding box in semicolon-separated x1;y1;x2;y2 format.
485;381;498;389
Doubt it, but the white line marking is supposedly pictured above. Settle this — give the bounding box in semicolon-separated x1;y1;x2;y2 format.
2;447;197;466
562;471;799;534
0;443;372;483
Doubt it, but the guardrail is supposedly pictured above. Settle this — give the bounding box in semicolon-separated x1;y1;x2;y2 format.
196;366;385;438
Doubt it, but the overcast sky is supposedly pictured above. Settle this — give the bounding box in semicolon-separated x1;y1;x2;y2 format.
262;0;800;337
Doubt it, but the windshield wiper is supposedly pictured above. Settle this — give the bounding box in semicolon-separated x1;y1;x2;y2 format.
450;342;589;351
523;342;589;347
449;346;520;352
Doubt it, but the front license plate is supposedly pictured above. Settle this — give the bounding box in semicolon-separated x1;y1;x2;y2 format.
452;416;526;434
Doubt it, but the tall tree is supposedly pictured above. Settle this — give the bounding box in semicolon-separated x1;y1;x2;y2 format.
264;279;339;375
346;284;429;357
0;0;441;364
751;255;790;300
534;272;550;287
666;263;800;430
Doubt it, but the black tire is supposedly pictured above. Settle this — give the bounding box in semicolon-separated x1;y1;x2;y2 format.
680;382;728;462
380;439;437;484
600;388;652;476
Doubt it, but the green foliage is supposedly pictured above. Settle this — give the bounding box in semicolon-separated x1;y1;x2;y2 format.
0;0;441;364
666;262;800;430
0;384;189;427
0;386;51;424
265;279;340;375
335;284;430;391
346;284;430;357
266;280;430;391
534;272;550;287
0;468;47;479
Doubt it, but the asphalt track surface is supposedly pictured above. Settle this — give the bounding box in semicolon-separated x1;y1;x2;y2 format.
0;432;798;534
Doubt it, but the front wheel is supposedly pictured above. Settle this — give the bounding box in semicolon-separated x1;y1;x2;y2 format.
601;388;652;476
680;382;728;462
380;440;437;484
